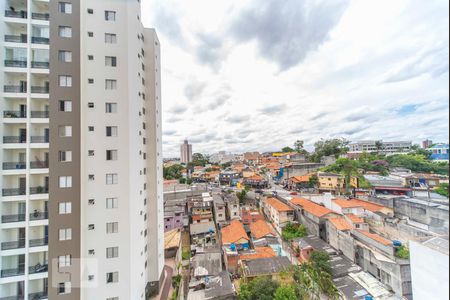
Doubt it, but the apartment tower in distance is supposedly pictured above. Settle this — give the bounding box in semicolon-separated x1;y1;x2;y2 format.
0;0;164;299
180;139;192;164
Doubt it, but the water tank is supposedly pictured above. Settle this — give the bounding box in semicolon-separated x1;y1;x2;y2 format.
393;240;402;247
230;243;236;251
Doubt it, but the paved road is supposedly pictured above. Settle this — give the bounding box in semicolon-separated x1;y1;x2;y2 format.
159;265;174;300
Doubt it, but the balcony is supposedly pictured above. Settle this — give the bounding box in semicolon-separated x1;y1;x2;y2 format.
0;267;25;278
31;37;49;45
32;13;49;21
30;86;49;94
3;111;27;118
2;188;26;197
1;239;25;251
3;136;26;144
29;211;48;221
31;61;49;69
1;214;26;223
29;237;48;248
30;161;49;169
0;296;25;300
5;60;27;68
31;111;49;118
28;263;48;275
30;136;49;143
30;186;48;194
2;162;26;170
4;85;27;93
5;10;27;19
29;292;48;300
4;35;27;43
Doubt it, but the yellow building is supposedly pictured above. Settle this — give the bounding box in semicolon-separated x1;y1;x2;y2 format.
318;172;345;192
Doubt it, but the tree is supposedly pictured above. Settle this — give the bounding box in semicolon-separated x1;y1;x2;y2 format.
163;164;184;180
310;138;350;162
435;183;449;198
282;222;307;241
293;263;341;300
236;190;247;203
294;140;305;152
308;174;319;188
282;146;295;153
274;285;298;300
310;250;332;275
238;276;279;300
374;140;384;154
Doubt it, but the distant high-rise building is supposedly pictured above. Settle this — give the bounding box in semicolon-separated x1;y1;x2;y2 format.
180;140;193;164
422;139;433;149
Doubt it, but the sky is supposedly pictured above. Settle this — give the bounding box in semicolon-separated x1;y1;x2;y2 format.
141;0;449;158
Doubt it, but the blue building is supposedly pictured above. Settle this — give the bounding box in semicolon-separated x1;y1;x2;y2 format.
429;143;449;162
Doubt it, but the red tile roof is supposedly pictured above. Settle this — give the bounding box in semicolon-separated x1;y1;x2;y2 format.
291;198;335;218
249;220;275;239
221;220;249;244
290;174;311;183
333;198;386;213
345;214;364;224
239;247;276;261
265;198;294;212
357;230;392;246
328;217;353;231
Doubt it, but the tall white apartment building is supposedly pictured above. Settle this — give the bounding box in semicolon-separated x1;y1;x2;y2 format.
1;1;164;300
180;139;192;164
0;0;51;299
348;140;413;155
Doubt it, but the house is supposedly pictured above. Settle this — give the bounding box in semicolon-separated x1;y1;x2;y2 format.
243;174;268;188
363;174;412;196
189;195;214;224
191;248;223;278
288;174;312;190
318;172;345;193
241;256;292;280
164;205;185;232
221;220;250;273
164;229;182;275
428;143;449;162
244;152;262;165
326;217;356;260
213;194;227;226
290;197;339;240
241;209;265;225
263;197;294;233
223;193;240;221
219;171;241;186
239;247;277;262
190;221;217;248
187;271;236;300
332;198;394;219
249;220;276;241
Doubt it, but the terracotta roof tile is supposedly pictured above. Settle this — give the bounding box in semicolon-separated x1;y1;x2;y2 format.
345;214;364;224
221;220;249;244
328;217;353;231
356;230;392;246
290;175;312;183
291;198;334;218
333;198;386;213
265;198;293;212
249;220;275;239
239;247;276;261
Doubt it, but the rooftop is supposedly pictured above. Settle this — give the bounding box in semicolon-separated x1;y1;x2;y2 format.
291;198;335;217
243;256;292;277
221;220;249;244
289;174;311;183
164;229;181;250
239;247;277;261
422;237;449;255
249;220;276;239
190;221;216;235
333;275;371;300
265;197;294;212
333;198;386;213
356;230;392;246
345;214;365;224
191;250;223;277
328;217;353;231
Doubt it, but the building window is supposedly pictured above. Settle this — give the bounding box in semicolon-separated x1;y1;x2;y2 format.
59;26;72;38
58;125;72;137
105;80;117;90
106;174;118;185
59;150;72;162
88;32;94;37
106;126;118;137
105;33;117;44
105;56;117;67
106;247;119;258
58;51;72;62
87;8;94;14
105;11;116;21
106;103;117;113
59;202;72;214
88;126;94;132
58;282;71;295
106;222;118;234
59;176;72;188
58;255;71;267
88;78;94;84
106;150;118;161
107;297;119;300
59;75;72;87
106;272;119;283
58;2;72;14
106;197;118;209
59;228;72;241
59;100;72;112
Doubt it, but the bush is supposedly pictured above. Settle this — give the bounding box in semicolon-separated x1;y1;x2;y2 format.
281;223;307;241
395;245;410;259
435;183;449;198
182;249;191;260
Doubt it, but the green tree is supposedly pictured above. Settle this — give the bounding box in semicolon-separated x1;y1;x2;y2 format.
238;276;279;300
294;140;305;152
310;139;350;162
163;164;184;180
310;250;332;275
282;146;295;153
308;174;319;188
435;183;449;198
282;222;307;241
293;263;341;300
236;190;247;203
374;140;384;154
395;245;410;259
274;285;298;300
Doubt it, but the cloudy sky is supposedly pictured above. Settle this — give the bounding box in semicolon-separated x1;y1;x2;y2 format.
141;0;449;158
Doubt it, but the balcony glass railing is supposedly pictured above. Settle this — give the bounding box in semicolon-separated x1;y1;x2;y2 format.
4;85;27;93
29;292;48;300
1;239;25;251
31;111;49;118
29;237;48;247
5;60;27;68
4;34;27;43
3;111;27;118
31;37;49;45
28;263;48;275
31;86;49;94
5;10;27;19
30;161;49;169
1;214;26;223
29;211;48;221
0;295;25;300
2;188;26;196
2;162;27;170
30;136;49;143
32;13;49;21
31;61;49;69
30;186;49;194
3;136;27;144
0;267;25;278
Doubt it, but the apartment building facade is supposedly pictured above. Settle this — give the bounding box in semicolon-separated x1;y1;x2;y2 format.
1;0;164;299
180;139;192;164
348;140;412;155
